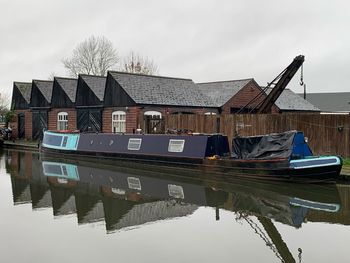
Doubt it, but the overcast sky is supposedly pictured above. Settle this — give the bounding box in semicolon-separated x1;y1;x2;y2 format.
1;0;349;100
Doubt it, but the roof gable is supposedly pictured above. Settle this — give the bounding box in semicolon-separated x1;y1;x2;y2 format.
197;79;253;107
33;80;53;103
109;71;216;107
30;80;53;108
12;82;32;110
80;75;106;101
14;82;32;104
55;77;77;103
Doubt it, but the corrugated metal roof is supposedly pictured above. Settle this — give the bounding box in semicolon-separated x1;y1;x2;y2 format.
80;75;106;101
197;79;253;107
265;88;320;111
109;71;216;107
14;82;32;104
33;80;54;103
55;77;78;103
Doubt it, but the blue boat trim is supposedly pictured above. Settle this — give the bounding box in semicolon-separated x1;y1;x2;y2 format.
290;156;341;169
42;131;80;151
289;197;340;212
42;161;80;181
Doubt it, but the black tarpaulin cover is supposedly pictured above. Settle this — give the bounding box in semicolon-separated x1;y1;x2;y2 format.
232;130;297;160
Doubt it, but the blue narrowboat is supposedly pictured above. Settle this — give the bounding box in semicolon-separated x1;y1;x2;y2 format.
41;130;343;182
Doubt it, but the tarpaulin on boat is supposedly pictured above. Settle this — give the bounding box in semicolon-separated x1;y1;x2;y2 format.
231;130;312;160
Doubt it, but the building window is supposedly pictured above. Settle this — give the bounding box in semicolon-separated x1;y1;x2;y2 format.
144;111;162;118
57;112;68;130
112;111;126;133
168;139;185;153
204;112;217;115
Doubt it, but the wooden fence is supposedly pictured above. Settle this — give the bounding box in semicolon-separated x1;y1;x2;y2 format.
163;114;350;158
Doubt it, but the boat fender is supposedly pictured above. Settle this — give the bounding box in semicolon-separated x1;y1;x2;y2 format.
207;155;220;160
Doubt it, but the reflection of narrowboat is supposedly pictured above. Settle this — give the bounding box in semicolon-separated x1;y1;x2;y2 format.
41;130;342;182
40;157;342;228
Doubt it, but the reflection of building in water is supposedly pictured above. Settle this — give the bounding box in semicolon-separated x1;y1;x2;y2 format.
11;176;32;205
75;193;105;225
104;199;197;232
4;150;348;235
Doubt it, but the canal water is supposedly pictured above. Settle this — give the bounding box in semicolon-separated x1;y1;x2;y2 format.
1;149;350;263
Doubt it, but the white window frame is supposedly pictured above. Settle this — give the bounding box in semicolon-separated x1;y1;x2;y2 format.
168;184;185;199
168;139;185;153
112;111;126;133
57;112;68;130
144;111;162;119
127;138;142;150
127;177;142;190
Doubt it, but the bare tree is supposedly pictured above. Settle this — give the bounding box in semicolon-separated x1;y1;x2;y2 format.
122;51;159;75
63;36;119;77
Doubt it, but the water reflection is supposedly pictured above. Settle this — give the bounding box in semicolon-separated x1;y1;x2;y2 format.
4;149;350;262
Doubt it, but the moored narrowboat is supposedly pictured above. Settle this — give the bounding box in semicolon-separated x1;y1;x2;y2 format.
41;130;342;182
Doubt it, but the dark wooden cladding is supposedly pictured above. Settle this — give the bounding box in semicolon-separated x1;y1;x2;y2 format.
164;114;350;158
104;73;136;107
32;110;48;140
51;78;75;108
77;108;102;132
75;77;102;107
30;82;50;108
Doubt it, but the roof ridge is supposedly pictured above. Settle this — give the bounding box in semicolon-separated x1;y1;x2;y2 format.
109;70;193;81
79;74;106;79
197;78;253;85
55;77;78;81
14;81;31;85
33;79;54;83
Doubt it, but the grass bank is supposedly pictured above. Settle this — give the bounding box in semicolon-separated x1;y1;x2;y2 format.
343;159;350;166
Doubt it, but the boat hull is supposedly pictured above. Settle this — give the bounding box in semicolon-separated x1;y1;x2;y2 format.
41;131;343;183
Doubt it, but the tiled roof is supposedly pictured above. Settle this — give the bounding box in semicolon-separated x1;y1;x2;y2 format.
55;77;78;103
109;71;216;107
302;92;350;112
197;79;253;107
80;75;106;101
33;80;54;103
14;82;32;104
265;88;320;111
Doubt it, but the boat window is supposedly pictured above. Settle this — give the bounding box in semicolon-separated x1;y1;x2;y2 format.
128;138;142;150
109;140;114;146
57;112;68;130
168;139;185;153
90;140;94;145
127;177;142;190
168;184;185;199
62;136;68;147
112;111;126;133
62;165;68;176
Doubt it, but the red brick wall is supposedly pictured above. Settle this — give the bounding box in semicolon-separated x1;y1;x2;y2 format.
103;107;140;133
221;81;279;114
48;108;77;131
10;110;32;139
25;111;32;139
